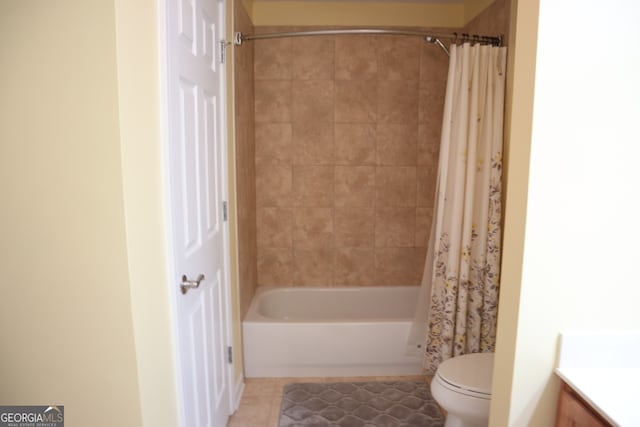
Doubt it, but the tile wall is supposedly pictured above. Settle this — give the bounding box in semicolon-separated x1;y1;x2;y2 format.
253;29;449;287
234;2;258;318
464;0;511;45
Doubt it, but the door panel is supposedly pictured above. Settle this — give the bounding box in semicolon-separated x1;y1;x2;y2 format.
165;0;230;426
178;79;201;254
203;92;220;235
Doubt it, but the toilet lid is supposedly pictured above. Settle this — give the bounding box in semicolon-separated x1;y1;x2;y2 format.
435;352;494;396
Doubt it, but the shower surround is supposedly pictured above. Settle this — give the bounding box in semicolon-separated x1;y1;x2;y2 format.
234;2;258;319
253;28;448;287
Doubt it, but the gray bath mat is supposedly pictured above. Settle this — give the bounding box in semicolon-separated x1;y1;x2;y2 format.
279;381;444;427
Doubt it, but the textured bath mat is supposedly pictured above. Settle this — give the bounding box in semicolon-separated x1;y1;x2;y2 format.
278;381;444;427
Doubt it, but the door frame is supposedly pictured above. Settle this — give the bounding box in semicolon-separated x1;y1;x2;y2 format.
157;0;236;425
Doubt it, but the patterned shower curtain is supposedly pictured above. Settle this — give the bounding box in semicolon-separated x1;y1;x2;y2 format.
423;43;507;373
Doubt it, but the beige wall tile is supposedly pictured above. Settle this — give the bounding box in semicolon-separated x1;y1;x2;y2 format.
334;79;377;123
257;247;293;286
293;121;334;165
335;35;377;80
334;166;375;207
292;36;334;80
234;1;257;319
417;167;437;207
419;80;446;123
414;246;428;284
292;80;334;124
234;4;254;72
256;163;292;207
415;207;434;247
254;38;292;80
293;207;334;249
376;166;417;207
334;124;376;165
375;247;419;286
254;80;291;123
417;122;440;166
420;43;449;83
293;248;334;286
376;35;421;81
334;207;375;248
255;123;293;165
378;80;419;124
251;27;452;288
334;248;376;286
375;206;416;247
257;207;293;248
376;124;418;166
292;165;334;207
236;78;255;124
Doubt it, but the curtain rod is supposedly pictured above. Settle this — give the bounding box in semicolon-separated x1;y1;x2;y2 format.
233;29;502;48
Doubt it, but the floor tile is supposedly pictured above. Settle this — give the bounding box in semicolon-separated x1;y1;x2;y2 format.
228;375;429;426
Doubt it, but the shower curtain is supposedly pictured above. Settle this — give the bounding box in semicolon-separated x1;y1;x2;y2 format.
409;43;507;373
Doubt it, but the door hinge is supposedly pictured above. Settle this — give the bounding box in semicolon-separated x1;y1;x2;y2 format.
227;346;233;364
220;40;227;64
222;201;228;221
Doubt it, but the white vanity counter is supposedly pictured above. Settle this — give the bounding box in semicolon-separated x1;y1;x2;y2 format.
555;331;640;426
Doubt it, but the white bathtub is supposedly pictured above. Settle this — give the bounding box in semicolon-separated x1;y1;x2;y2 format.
242;286;423;378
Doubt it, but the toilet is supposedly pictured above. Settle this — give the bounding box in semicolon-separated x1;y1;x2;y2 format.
430;352;494;427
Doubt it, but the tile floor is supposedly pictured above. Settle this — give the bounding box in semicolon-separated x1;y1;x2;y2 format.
227;375;433;427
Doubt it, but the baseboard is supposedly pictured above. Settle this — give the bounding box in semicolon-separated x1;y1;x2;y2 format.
233;374;245;412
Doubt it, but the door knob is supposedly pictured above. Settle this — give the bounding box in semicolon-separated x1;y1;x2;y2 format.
180;274;205;295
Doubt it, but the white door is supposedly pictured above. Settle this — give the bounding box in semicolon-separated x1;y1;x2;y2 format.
164;0;231;426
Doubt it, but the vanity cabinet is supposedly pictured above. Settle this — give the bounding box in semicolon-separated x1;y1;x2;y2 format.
555;382;613;427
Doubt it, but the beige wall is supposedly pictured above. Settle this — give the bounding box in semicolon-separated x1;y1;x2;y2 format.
0;1;144;426
489;0;538;424
250;2;464;27
244;0;502;27
252;30;448;287
492;0;640;425
1;0;237;425
464;0;500;24
113;0;182;425
117;0;245;418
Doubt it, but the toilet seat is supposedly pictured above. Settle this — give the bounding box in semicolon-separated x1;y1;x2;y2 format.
435;352;494;399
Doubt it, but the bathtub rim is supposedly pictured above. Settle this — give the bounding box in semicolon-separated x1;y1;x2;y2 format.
244;285;419;323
